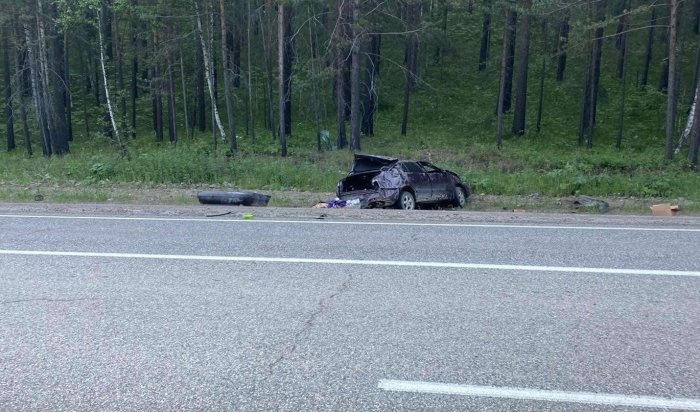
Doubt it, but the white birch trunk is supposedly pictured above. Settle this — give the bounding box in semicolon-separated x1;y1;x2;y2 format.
97;10;124;152
194;0;226;141
676;84;699;154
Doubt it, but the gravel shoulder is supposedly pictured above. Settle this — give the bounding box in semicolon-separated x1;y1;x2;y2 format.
1;183;698;227
1;199;699;229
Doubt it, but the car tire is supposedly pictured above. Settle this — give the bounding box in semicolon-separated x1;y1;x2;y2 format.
454;186;467;208
397;190;416;210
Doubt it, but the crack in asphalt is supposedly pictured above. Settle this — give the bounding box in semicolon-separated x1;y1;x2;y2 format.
0;297;102;305
266;274;353;376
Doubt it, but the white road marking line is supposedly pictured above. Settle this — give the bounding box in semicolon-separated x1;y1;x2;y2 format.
378;380;700;410
1;249;699;277
0;214;699;232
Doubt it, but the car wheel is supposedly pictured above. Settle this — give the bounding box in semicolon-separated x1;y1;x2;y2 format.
454;186;467;208
397;190;416;210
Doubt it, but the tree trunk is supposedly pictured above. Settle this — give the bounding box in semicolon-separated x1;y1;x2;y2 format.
665;0;679;161
101;0;113;60
262;0;277;140
308;4;322;151
362;33;380;136
130;33;138;139
690;88;700;167
282;6;293;138
166;50;177;144
536;19;546;133
49;2;69;155
350;0;361;151
14;40;32;156
502;8;517;113
152;32;163;141
194;0;226;142
616;2;629;79
64;32;73;142
24;24;51;156
555;12;568;82
616;14;629;149
434;0;448;63
496;8;511;148
335;0;347;149
80;48;91;138
512;0;531;136
641;8;657;87
3;30;15;151
478;11;491;71
180;54;190;141
587;26;604;149
278;1;288;156
221;0;237;153
247;0;256;143
196;44;206;132
401;0;419;136
98;9;125;154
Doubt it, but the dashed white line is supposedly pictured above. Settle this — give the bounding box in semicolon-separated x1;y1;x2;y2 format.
1;249;699;277
0;214;699;232
378;380;700;410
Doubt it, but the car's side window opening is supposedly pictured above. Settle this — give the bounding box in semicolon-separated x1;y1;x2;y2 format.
401;162;424;173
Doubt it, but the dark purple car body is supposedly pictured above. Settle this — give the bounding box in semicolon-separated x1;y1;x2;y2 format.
336;154;471;209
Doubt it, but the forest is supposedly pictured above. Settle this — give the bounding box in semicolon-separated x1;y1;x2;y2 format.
1;0;699;204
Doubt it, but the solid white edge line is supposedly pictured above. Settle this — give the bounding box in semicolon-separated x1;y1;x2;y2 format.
378;380;700;410
1;250;699;277
0;214;699;232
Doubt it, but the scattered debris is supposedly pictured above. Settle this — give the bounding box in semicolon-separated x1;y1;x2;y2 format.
242;213;254;220
206;211;233;217
197;191;271;206
512;208;527;213
650;203;679;216
573;196;609;213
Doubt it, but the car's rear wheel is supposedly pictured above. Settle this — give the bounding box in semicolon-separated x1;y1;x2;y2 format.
397;190;416;210
454;186;467;208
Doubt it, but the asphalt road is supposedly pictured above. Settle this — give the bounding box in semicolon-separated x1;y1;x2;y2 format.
1;211;699;411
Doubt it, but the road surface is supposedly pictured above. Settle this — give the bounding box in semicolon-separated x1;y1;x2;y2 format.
1;211;699;411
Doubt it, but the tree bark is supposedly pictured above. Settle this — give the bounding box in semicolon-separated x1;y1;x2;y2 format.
152;31;163;141
24;24;51;156
49;2;69;155
641;8;657;87
262;0;277;140
512;0;530;136
536;19;546;133
14;40;32;156
278;1;288;156
478;11;491;71
282;5;293;137
221;0;237;153
3;30;15;151
335;0;347;149
247;0;256;143
64;32;73;142
496;8;511;148
194;0;227;142
196;44;206;132
665;0;679;161
502;8;517;113
350;0;361;151
362;33;380;136
401;0;419;136
555;12;569;82
98;9;125;154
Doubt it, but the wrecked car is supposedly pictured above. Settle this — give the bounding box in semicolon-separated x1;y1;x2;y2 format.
336;154;471;209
